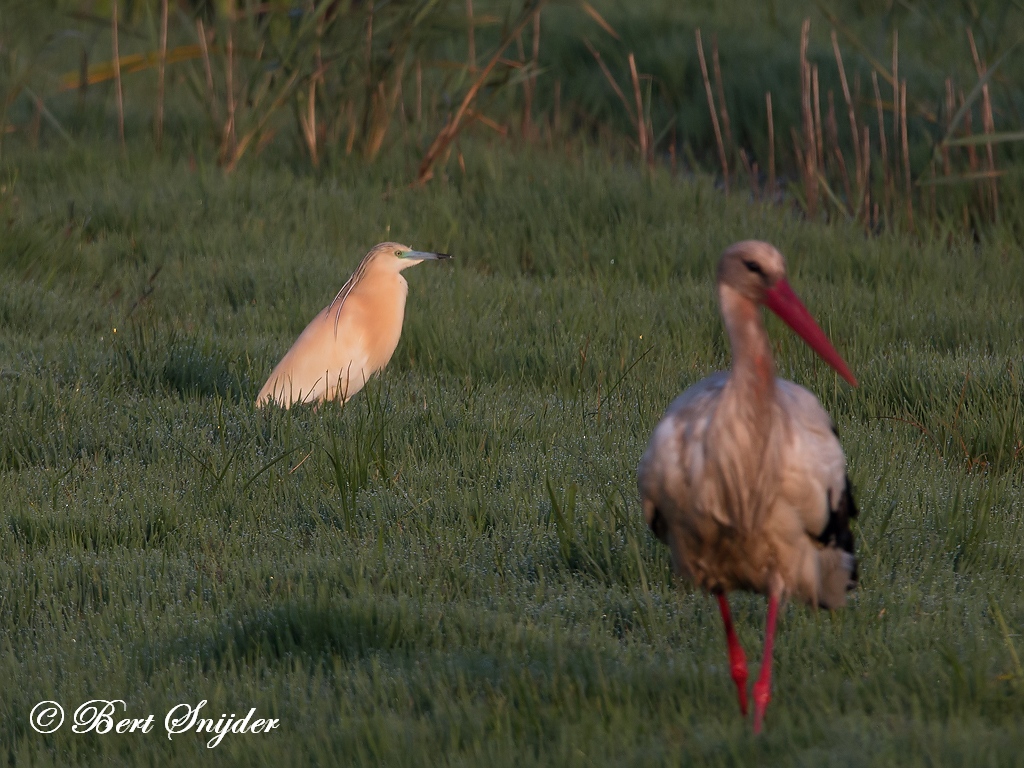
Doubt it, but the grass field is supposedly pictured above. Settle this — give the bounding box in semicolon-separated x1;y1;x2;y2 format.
2;1;1024;765
3;138;1023;766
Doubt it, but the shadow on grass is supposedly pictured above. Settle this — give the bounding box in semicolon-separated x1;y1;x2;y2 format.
113;325;251;401
145;596;433;676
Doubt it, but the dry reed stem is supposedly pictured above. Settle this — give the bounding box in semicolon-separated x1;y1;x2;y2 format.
367;83;387;157
943;77;954;175
553;79;561;132
967;28;998;218
696;28;729;192
300;3;325;168
19;97;70;149
798;26;812;140
396;76;407;127
366;53;410;160
79;49;88;102
112;0;124;147
984;88;998;217
791;125;804;179
221;24;237;166
301;77;318;166
627;53;649;164
415;59;422;124
924;168;1005;185
416;5;539;185
362;1;375;137
532;14;541;99
57;45;207;92
815;170;848;215
345;101;357;155
858;124;870;223
831;30;862;194
738;149;758;196
580;1;620;40
327;94;346;149
891;29;899;187
900;79;912;227
582;37;634;126
797;19;817;216
155;0;168;151
812;66;823;174
516;37;532;138
765;92;775;196
521;9;541;138
466;0;476;71
960;90;979;172
871;70;892;217
826;92;853;213
711;34;733;154
925;159;937;220
815;3;897;91
223;68;301;173
30;96;41;148
195;20;219;125
467;109;508;136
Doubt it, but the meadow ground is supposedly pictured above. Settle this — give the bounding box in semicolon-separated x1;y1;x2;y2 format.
2;0;1024;765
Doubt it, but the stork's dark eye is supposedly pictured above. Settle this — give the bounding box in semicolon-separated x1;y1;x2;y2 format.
742;259;765;275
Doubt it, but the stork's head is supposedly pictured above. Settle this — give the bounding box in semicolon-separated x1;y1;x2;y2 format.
718;240;857;387
368;241;452;272
717;240;787;302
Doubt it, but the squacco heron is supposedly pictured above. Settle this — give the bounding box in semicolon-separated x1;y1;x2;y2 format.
256;241;451;408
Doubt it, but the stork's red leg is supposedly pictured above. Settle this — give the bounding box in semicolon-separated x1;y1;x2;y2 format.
752;591;780;734
716;592;748;716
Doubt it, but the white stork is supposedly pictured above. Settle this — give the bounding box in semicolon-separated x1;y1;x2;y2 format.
637;240;859;733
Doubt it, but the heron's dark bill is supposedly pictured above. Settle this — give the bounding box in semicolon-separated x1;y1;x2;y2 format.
405;250;452;261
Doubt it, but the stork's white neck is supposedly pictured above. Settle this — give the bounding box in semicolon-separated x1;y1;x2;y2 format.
706;283;782;531
719;283;776;408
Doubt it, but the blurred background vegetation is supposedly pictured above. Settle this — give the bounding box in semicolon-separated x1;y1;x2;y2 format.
3;0;1024;235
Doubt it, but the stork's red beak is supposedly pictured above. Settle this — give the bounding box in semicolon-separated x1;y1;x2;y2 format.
763;278;858;387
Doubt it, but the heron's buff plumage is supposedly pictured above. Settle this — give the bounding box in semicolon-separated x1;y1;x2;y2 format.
256;242;446;408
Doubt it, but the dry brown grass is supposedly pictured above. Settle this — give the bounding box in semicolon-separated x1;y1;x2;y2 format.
7;2;1024;233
